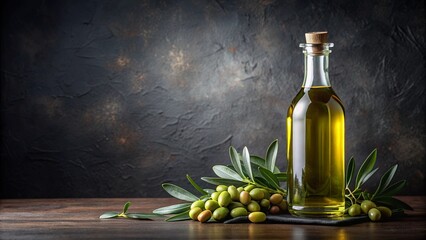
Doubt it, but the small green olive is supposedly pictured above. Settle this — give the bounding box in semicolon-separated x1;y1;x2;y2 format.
270;193;284;205
361;200;377;214
211;192;220;202
277;200;288;212
348;204;362;216
260;188;271;199
228;186;240;201
228;201;245;210
189;207;203;220
218;191;232;207
368;208;381;221
269;205;280;214
237;187;244;193
204;200;219;211
240;191;251;205
191;200;204;209
212;207;229;221
197;210;212;223
244;185;256;192
216;185;228;192
247;201;261;212
248;212;266;223
230;207;249;218
260;199;270;209
377;206;392;218
249;188;265;201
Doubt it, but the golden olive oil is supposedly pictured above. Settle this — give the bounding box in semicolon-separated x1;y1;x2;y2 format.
287;32;345;217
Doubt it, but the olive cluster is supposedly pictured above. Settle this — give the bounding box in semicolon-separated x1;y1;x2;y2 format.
348;200;392;221
189;185;287;223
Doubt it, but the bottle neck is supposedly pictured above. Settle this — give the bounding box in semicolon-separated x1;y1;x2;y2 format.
300;43;333;89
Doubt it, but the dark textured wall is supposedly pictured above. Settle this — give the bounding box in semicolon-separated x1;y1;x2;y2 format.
1;0;425;198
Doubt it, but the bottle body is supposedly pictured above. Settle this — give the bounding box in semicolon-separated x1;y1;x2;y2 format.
286;39;345;217
287;87;345;217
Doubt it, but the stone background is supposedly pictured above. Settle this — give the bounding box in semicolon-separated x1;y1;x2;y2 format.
1;0;424;197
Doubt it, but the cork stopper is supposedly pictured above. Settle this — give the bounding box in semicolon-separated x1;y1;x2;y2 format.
305;32;328;44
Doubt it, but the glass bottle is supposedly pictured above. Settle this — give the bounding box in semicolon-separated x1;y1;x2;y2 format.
286;32;345;217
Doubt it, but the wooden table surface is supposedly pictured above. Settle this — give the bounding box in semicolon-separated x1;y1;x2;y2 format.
1;196;425;239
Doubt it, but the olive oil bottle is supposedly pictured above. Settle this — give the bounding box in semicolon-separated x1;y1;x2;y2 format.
287;32;345;217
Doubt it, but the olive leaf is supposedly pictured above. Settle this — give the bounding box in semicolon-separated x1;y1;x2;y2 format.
186;174;208;195
242;147;254;181
212;165;243;181
203;189;216;194
274;172;287;182
372;165;398;199
165;210;191;222
345;157;355;187
122;201;131;214
374;196;413;210
376;180;406;197
259;167;281;190
99;212;119;219
162;183;199;202
229;146;245;178
153;203;192;215
126;213;162;220
355;149;377;188
265;139;278;173
201;177;245;186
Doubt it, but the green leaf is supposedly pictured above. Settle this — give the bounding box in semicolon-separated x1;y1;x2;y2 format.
166;210;191;222
274;172;287;182
249;156;280;173
265;139;278;172
213;165;243;181
229;146;245;178
152;203;192;215
254;176;275;189
346;157;355;187
186;174;208;195
259;167;281;190
126;213;163;220
355;149;377;188
203;189;215;194
162;183;199;202
359;168;379;186
122;202;131;214
374;196;413;210
373;164;398;198
242;147;254;181
99;212;119;219
377;180;406;197
201;177;245;186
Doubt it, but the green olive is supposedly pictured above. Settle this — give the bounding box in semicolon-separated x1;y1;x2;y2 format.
260;189;271;199
205;200;219;211
348;204;361;216
244;185;256;192
197;210;212;223
237;187;244;193
270;193;283;205
368;208;381;221
230;207;249;218
218;191;232;207
269;205;280;214
189;207;203;220
277;200;288;212
249;188;265;201
228;201;245;210
247;201;261;212
260;199;270;209
361;200;377;214
239;191;251;205
216;185;228;192
211;192;220;201
191;200;204;209
228;186;240;201
377;206;392;218
248;212;267;223
212;207;229;221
